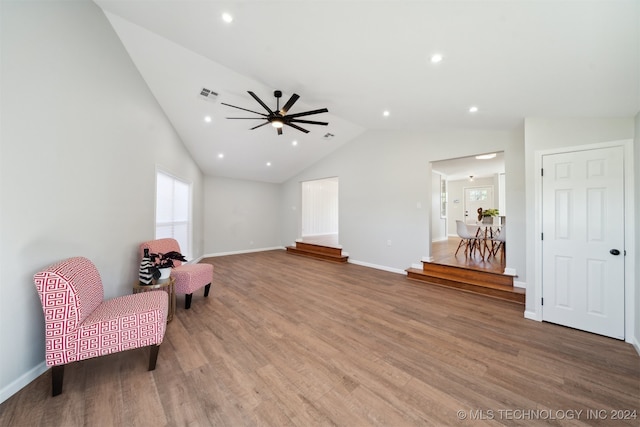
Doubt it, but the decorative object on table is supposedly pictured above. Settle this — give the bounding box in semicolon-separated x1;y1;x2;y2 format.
148;250;188;281
139;248;155;285
33;256;168;396
140;238;214;309
481;208;499;224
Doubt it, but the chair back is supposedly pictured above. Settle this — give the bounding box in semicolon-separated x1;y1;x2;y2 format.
33;257;104;365
495;225;506;242
456;220;473;239
140;238;184;267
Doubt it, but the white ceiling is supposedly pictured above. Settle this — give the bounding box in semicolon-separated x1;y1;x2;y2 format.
433;152;504;181
94;0;639;183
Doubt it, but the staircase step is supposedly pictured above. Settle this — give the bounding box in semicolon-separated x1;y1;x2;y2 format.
286;242;348;263
406;266;525;305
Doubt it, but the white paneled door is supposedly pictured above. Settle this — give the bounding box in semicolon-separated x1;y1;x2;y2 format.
542;146;625;339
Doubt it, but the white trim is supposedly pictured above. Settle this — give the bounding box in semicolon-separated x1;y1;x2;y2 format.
503;267;517;277
524;310;541;321
348;259;407;275
202;246;285;258
631;336;640;357
533;139;635;342
513;280;526;289
0;362;47;404
411;263;423;269
421;256;434;263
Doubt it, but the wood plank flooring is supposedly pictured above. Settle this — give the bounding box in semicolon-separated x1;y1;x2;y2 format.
431;237;506;275
1;250;638;426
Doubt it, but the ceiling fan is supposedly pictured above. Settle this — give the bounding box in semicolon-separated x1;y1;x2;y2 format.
221;90;329;135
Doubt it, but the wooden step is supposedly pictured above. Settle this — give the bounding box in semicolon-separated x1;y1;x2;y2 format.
406;263;525;304
286;241;348;263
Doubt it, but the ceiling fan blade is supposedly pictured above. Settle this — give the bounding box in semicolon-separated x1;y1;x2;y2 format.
289;119;329;126
250;122;270;130
286;108;329;119
284;122;310;133
248;91;273;114
221;102;268;116
277;127;283;135
279;94;300;115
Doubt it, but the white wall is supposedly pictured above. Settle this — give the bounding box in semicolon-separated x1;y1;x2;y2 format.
635;111;640;352
0;0;204;402
280;129;524;273
203;176;281;255
523;118;636;333
445;177;495;236
431;172;446;242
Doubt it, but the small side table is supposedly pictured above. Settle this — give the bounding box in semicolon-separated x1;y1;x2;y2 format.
133;277;176;323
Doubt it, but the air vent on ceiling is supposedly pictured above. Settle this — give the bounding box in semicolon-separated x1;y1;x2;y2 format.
199;88;218;102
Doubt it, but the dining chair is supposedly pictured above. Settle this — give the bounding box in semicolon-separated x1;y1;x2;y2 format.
139;238;213;309
33;257;168;396
455;220;484;259
487;225;506;260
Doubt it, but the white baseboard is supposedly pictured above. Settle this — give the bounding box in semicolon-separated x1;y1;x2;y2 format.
421;256;434;263
348;259;407;275
202;246;285;258
630;336;640;357
410;263;423;269
0;361;47;404
503;267;517;276
524;310;541;321
513;280;526;289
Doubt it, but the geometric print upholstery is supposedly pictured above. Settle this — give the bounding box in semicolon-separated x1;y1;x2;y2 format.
33;257;168;367
139;238;213;296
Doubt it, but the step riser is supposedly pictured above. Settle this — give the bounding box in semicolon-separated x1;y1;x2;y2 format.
286;247;348;263
421;264;513;287
295;242;343;257
407;271;525;304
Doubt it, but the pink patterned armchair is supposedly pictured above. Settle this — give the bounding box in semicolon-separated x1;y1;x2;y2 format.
139;238;213;309
33;257;168;396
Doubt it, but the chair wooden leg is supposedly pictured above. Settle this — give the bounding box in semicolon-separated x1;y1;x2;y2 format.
455;239;466;256
185;293;193;309
204;283;211;297
52;365;64;397
148;345;160;371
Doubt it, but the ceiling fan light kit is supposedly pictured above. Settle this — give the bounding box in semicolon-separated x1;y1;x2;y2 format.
222;90;329;135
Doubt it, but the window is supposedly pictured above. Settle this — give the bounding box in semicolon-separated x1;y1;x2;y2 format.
156;171;191;259
468;189;489;201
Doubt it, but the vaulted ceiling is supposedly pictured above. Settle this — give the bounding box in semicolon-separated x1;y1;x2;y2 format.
94;0;639;183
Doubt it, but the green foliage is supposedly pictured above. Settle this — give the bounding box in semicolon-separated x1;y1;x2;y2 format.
482;209;499;217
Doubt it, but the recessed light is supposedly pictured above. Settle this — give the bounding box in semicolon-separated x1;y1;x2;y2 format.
217;153;224;159
204;116;212;123
383;110;390;117
469;106;479;113
292;140;298;146
475;153;496;160
430;54;443;63
221;12;233;23
266;162;271;167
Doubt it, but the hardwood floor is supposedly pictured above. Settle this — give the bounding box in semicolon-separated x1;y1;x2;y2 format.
2;250;638;426
431;237;506;275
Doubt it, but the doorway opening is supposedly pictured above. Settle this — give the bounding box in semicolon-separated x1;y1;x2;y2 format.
430;152;505;273
300;177;339;248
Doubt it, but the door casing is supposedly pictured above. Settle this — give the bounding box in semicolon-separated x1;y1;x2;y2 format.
532;139;635;343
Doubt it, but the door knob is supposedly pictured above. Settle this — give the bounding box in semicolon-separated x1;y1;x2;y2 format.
609;249;621;256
